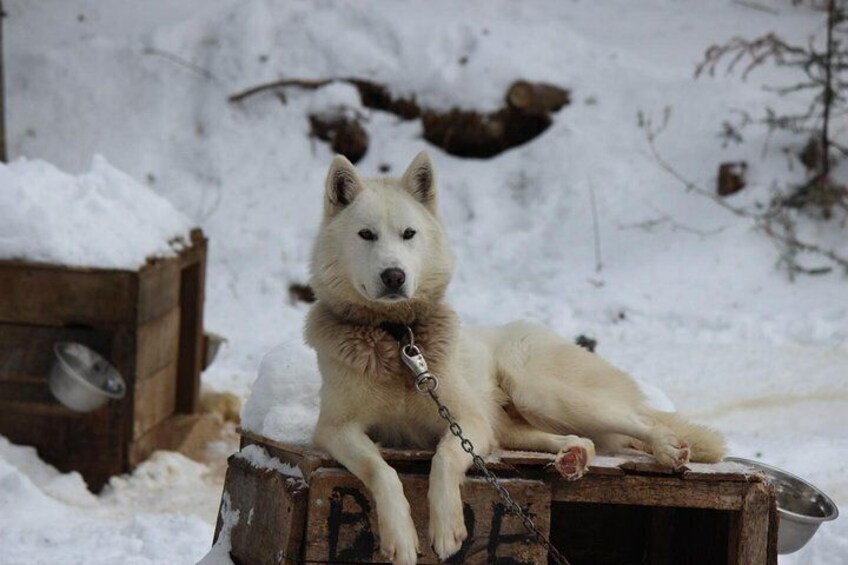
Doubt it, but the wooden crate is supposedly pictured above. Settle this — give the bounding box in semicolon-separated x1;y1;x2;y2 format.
0;229;207;491
213;430;778;565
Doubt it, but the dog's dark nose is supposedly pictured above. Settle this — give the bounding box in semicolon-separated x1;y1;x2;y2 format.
380;268;406;290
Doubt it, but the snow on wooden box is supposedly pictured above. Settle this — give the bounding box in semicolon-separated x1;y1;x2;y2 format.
0;229;207;491
212;431;778;565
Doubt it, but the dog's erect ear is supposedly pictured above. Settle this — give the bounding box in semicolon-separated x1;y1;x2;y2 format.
324;155;363;215
401;151;437;211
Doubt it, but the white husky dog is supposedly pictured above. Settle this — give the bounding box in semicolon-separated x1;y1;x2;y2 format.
306;152;725;564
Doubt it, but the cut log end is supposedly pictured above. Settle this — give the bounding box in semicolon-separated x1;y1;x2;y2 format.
309;114;369;164
507;81;571;116
717;161;747;197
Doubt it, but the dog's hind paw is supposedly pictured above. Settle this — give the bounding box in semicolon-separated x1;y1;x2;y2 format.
554;437;595;481
652;436;690;470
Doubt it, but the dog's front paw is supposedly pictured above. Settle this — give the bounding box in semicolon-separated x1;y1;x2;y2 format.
554;436;595;481
429;492;467;560
378;507;419;565
652;435;690;470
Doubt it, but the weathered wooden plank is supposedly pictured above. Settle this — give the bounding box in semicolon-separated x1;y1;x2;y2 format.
305;468;551;564
135;307;180;380
618;451;677;475
0;400;123;491
0;262;136;327
175;237;206;414
237;431;670;478
586;454;628;476
0;375;52;403
111;325;138;446
0;399;96;417
241;434;335;480
239;431;537;478
133;362;177;439
552;474;748;510
767;486;779;565
684;461;765;483
128;413;212;468
138;261;180;325
215;456;309;565
736;483;770;564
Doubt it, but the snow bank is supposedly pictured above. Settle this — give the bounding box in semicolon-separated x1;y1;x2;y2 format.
0;156;192;269
0;438;214;565
240;341;321;444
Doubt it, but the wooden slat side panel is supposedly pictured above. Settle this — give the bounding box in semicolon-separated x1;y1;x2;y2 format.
108;323;138;451
0;401;122;491
305;468;551;564
133;363;177;439
234;436;774;482
552;475;747;510
240;434;332;479
736;483;770;565
135;308;180;380
0;376;53;403
0;264;135;326
217;457;309;565
767;488;779;565
128;413;212;468
138;262;180;325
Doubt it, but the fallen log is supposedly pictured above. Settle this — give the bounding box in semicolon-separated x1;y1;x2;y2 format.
422;107;552;159
309;114;368;164
231;77;569;159
507;80;571;116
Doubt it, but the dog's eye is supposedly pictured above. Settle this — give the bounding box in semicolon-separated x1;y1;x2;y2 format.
402;228;416;240
358;229;377;241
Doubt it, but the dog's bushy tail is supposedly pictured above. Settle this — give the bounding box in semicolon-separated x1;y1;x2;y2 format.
651;410;727;463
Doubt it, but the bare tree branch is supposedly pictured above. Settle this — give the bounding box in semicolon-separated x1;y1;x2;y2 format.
639;111;848;275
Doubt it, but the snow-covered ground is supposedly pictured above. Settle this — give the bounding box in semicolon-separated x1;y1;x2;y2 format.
1;1;846;563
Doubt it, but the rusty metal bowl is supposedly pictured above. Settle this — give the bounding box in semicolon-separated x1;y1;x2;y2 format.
725;457;839;554
49;342;126;412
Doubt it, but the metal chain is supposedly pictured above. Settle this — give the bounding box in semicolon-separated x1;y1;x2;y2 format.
399;338;571;565
423;387;571;565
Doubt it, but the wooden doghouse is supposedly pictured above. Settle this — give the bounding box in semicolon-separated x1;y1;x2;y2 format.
0;229;207;491
213;430;778;564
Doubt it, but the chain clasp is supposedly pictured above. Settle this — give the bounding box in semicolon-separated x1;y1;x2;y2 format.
400;339;439;394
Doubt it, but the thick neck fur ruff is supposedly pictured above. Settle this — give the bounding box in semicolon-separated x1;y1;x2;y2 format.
305;299;459;383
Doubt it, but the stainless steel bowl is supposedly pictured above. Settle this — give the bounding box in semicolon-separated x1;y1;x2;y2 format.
725;457;839;554
49;342;126;412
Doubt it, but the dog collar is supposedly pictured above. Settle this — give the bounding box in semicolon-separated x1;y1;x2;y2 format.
379;321;416;343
